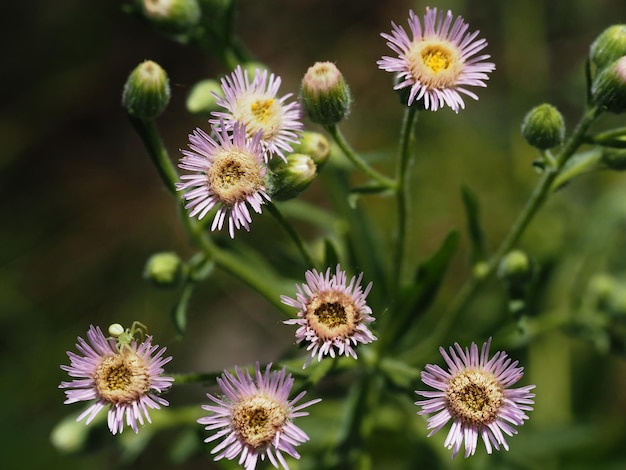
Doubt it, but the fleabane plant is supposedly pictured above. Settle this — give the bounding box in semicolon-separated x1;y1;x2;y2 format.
53;3;626;469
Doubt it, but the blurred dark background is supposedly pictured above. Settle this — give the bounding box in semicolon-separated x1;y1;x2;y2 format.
3;0;626;468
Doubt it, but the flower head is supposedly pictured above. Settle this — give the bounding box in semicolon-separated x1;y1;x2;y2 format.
177;120;270;238
281;265;377;368
59;325;174;435
415;338;535;458
198;362;321;470
211;65;303;161
378;8;495;112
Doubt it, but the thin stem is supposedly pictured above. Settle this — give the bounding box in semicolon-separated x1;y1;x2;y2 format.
426;105;602;350
325;124;396;189
128;116;178;194
392;106;419;290
266;202;317;269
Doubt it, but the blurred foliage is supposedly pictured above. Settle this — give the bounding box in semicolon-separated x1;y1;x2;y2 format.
3;0;626;469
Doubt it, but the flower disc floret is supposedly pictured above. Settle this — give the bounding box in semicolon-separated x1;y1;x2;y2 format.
378;8;495;112
281;265;377;368
415;338;535;458
59;325;174;435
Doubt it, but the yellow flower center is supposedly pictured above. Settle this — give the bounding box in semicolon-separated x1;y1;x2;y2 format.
407;40;463;89
208;150;264;205
234;95;283;140
94;350;150;404
305;290;359;340
445;369;504;426
232;394;288;448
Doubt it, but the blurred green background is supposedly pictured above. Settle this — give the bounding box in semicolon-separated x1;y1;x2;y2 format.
3;0;626;468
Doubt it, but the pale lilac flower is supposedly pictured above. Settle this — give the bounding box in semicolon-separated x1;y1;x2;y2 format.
211;65;303;161
198;362;320;470
59;325;174;435
415;338;535;458
281;265;377;368
378;8;495;112
177;121;270;238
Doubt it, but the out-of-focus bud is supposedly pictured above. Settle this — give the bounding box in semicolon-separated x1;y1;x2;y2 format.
140;0;201;35
269;153;317;201
122;60;171;119
602;147;626;170
591;56;626;113
472;261;489;280
144;252;183;288
241;62;270;80
521;103;565;149
186;79;223;116
590;25;626;72
290;131;330;168
300;61;352;125
587;273;617;311
497;250;532;284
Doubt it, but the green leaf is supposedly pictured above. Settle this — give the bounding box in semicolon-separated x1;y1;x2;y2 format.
461;185;487;263
323;237;340;268
171;283;194;336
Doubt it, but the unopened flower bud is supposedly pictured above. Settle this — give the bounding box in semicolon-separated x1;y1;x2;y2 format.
592;56;626;113
269;153;317;201
521;103;565;149
186;79;223;116
140;0;201;35
291;131;330;168
144;252;183;288
300;61;352;125
498;250;532;284
122;60;170;119
590;25;626;72
241;62;270;80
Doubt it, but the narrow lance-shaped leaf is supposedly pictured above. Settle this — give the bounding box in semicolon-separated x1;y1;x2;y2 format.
461;185;487;263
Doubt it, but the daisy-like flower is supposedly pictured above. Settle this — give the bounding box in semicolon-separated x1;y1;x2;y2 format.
59;324;174;435
211;65;303;161
281;265;377;368
177;120;270;238
377;8;495;112
415;338;535;458
198;362;321;470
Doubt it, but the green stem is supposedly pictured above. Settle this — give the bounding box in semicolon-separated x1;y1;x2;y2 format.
325;124;396;189
170;371;222;385
128;116;178;194
427;105;602;350
392;106;419;290
266;202;317;269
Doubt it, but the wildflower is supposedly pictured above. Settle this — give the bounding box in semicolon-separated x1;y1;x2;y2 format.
59;325;174;435
177;121;270;238
198;362;320;470
378;8;495;112
281;265;377;368
415;338;535;458
211;65;303;161
521;103;566;149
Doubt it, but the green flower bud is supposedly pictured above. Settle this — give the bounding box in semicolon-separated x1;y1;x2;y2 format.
590;25;626;72
186;79;223;116
122;60;171;119
521;103;565;149
587;273;617;311
300;61;352;125
143;252;183;288
290;131;330;168
591;56;626;113
140;0;201;35
497;250;532;284
241;62;270;80
602;147;626;170
269;153;317;201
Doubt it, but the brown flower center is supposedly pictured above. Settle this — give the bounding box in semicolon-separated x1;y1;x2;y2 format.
231;395;288;448
445;369;504;426
94;350;150;404
305;290;359;340
208;150;263;205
